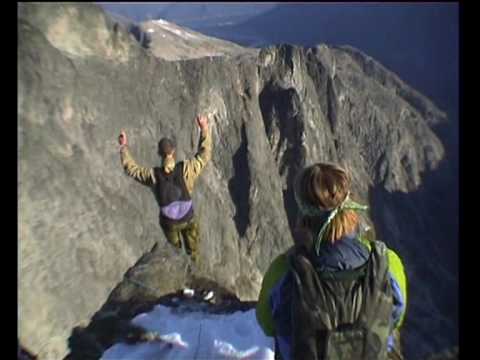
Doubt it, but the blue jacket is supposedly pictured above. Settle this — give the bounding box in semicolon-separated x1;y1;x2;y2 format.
269;234;405;360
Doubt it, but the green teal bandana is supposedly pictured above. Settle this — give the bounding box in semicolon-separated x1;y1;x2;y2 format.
294;177;369;255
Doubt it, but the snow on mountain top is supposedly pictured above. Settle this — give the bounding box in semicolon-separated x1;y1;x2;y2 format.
153;19;169;25
150;18;200;40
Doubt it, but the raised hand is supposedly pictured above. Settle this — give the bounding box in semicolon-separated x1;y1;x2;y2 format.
118;130;128;147
195;115;208;131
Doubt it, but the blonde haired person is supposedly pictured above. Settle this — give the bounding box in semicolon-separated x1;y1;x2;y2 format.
256;163;407;360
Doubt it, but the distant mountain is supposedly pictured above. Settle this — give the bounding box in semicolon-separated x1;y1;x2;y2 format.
100;3;459;125
137;19;255;61
98;3;276;27
193;4;459;207
101;10;254;61
155;4;276;24
97;3;170;22
196;4;459;120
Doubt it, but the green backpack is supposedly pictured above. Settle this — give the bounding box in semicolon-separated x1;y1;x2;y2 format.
289;240;393;360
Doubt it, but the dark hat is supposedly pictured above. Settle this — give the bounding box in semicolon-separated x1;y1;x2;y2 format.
158;137;176;157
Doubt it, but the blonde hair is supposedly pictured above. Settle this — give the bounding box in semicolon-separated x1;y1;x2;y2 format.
300;163;359;244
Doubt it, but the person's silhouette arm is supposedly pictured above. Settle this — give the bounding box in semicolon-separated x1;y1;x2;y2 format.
118;130;156;186
183;115;212;194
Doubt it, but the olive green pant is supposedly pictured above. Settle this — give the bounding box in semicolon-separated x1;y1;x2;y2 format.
162;217;200;262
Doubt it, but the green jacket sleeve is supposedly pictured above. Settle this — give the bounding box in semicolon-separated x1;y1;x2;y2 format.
387;248;408;327
256;251;290;337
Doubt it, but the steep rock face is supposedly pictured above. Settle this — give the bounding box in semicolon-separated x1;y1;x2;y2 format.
18;3;454;359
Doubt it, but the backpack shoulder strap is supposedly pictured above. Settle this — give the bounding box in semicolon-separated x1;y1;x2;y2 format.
366;240;390;289
354;240;393;359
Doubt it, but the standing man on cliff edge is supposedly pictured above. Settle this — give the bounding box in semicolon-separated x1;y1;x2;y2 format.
118;115;212;263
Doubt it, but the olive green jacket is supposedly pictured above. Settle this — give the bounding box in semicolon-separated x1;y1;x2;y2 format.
120;128;212;194
256;239;408;337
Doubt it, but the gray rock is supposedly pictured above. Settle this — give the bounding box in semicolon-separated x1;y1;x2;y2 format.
18;3;456;359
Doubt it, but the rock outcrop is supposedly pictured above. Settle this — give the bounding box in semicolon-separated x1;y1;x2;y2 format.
18;3;456;359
